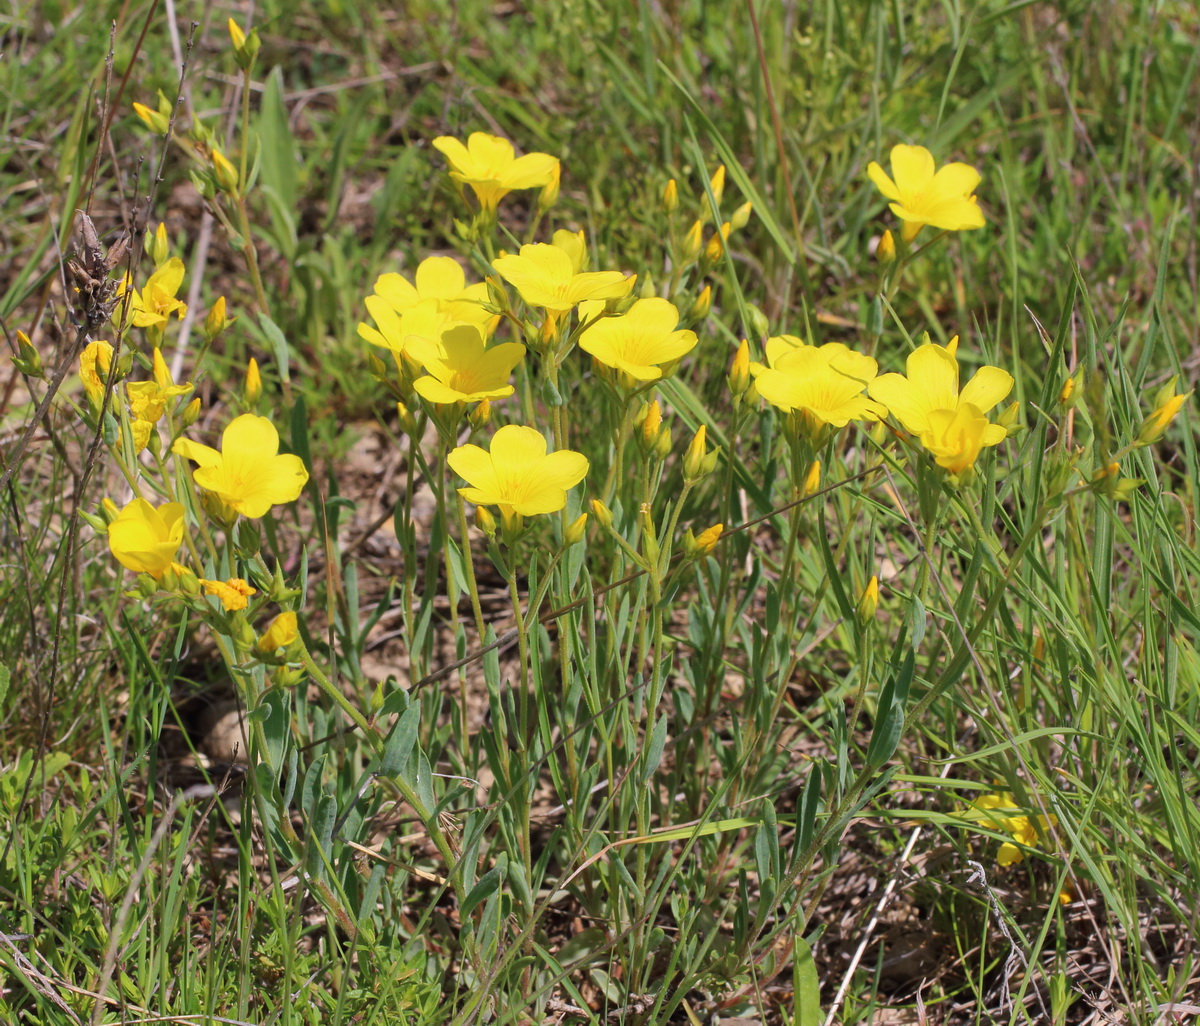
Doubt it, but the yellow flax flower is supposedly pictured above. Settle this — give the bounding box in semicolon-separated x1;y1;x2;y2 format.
79;340;115;406
493;243;633;316
407;325;526;405
126;348;192;424
868;336;1012;434
257;611;299;654
970;793;1057;868
449;424;589;519
577;297;697;384
107;498;186;578
124;258;187;328
371;255;496;335
173;414;309;519
867;144;985;242
358;296;453;361
752;342;886;427
201;577;256;611
432;132;559;213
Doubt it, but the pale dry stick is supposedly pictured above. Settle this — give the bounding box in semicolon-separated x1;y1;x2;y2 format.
822;755;957;1026
88;794;183;1026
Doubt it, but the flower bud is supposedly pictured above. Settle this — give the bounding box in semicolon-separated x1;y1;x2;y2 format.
565;513;588;546
243;357;262;407
537;164;560;212
730;201;753;231
589;498;614;530
661;178;678;214
469;398;491;431
79;509;109;533
132;101;170;135
152;347;172;389
395;401;418;436
101;498;120;523
997;401;1022;434
688;285;712;322
709;164;726;208
1136;379;1193;446
728;339;750;399
475;505;497;539
876;229;896;264
485;276;510;314
683;424;719;483
13;330;41;377
639;400;663;451
144;223;169;268
703;222;731;265
681;220;703;263
803;460;821;497
1059;372;1080;408
746;304;770;340
228;19;261;70
856;575;879;626
182;397;202;427
204;297;229;341
211;147;239;194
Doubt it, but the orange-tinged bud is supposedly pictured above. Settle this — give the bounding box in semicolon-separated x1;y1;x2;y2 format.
876;229;896;264
244;357;262;406
132;101;169;134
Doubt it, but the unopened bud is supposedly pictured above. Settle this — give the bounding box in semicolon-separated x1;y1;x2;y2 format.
132;101;169;135
681;220;703;263
661;178;678;214
101;498;120;523
693;523;723;556
211;147;239;194
475;505;497;539
395;401;418;436
856;575;880;626
709;164;726;208
688;285;712;322
13;330;41;376
182;397;202;427
145;223;169;267
876;229;896;265
204;297;228;340
537;164;560;212
244;357;262;406
589;498;614;529
228;19;261;70
803;460;821;497
728;339;750;398
997;401;1022;434
639;400;663;451
683;424;719;482
469;398;491;431
730;201;753;231
704;222;731;265
1059;372;1080;408
565;513;588;546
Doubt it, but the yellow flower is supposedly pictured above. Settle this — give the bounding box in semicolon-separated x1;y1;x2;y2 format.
1137;379;1192;445
432;132;559;213
693;523;723;556
493;243;634;316
358;296;448;359
918;405;999;474
107;498;186;578
407;324;526;405
577;297;697;384
125;258;187;328
126;348;192;424
257;611;299;654
868;336;1012;435
80;340;115;406
970;793;1056;867
201;577;256;611
867;144;985;242
752;342;886;427
370;255;495;335
449;424;589;518
173;414;309;519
